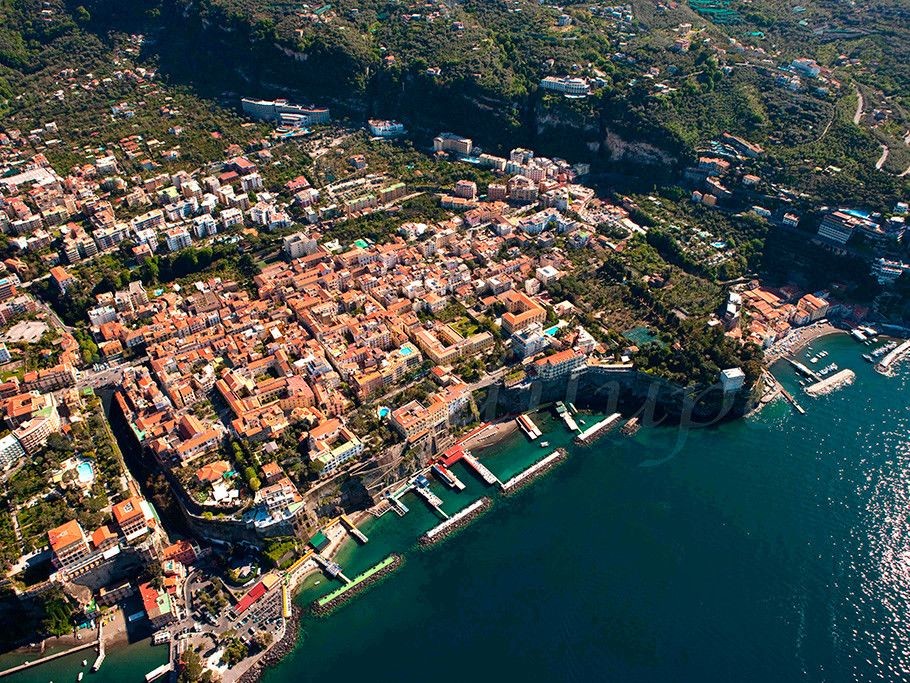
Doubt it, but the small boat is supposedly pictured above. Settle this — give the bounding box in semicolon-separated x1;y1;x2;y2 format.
863;354;874;362
82;660;87;667
539;441;550;447
78;673;84;681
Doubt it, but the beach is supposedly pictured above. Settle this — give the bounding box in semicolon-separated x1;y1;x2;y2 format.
458;418;519;451
764;321;843;364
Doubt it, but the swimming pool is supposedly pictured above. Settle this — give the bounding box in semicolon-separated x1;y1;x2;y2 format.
377;406;391;419
76;460;94;484
400;346;414;357
544;325;560;337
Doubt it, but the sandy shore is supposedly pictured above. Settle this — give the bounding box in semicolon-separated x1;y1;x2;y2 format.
458;418;519;451
764;322;843;364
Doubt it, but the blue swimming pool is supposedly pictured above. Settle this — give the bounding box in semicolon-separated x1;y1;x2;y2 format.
400;346;414;356
76;460;94;484
544;325;560;337
377;406;391;419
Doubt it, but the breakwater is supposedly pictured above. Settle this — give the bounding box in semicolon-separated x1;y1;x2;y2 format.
236;605;301;683
419;498;492;546
311;555;402;616
805;369;855;397
501;448;568;494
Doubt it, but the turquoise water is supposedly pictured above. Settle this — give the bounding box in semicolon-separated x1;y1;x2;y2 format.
76;461;94;484
4;333;909;682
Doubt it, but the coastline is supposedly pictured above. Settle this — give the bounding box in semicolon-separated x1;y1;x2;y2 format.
763;321;843;364
458;418;519;451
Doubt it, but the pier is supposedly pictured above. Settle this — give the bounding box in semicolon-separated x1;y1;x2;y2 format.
621;417;640;436
0;640;98;678
145;663;171;682
555;402;579;432
414;483;449;519
420;498;492;545
516;414;542;440
313;553;351;584
805;368;855;397
340;514;368;543
574;413;622;445
787;358;821;382
312;555;402;615
501;449;567;492
432;463;466;491
462;452;502;486
876;339;910;375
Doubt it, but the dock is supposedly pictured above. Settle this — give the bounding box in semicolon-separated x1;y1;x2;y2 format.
432;463;466;491
420;498;491;544
876;339;910;375
516;414;542;440
145;663;171;682
0;640;98;678
313;553;351;584
786;358;821;382
414;483;449;519
312;555;402;614
574;413;622;445
462;452;502;486
501;449;567;492
340;514;368;543
621;417;640;436
555;402;579;432
805;368;855;397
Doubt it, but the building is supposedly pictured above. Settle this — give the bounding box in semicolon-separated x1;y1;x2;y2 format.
511;322;548;360
533;349;585;380
368;119;406;137
720;367;746;392
308;419;364;474
164;226;192;252
241;98;331;127
50;266;75;293
539;76;590;97
138;581;177;630
0;433;25;470
112;496;152;542
816;210;877;246
433;133;473;157
48;519;93;574
283;232;318;259
390;398;448;442
499;290;547;335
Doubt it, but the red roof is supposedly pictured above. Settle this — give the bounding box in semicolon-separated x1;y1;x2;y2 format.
234;581;266;614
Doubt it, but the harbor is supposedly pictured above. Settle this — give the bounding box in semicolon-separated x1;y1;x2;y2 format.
875;339;910;375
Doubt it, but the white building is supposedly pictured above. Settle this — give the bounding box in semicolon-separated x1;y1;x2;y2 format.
165;226;192;252
719;367;746;392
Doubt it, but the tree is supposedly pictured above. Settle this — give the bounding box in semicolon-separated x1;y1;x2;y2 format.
178;648;204;683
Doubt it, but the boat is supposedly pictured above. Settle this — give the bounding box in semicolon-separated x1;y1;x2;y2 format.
81;660;87;667
78;672;84;681
539;441;550;448
621;417;641;436
810;357;819;364
863;354;874;362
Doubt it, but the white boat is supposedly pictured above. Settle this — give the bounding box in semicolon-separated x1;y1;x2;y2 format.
539;441;550;447
78;673;84;681
82;661;87;668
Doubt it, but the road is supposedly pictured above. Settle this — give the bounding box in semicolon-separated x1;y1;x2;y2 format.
76;357;148;390
853;87;864;125
876;144;889;170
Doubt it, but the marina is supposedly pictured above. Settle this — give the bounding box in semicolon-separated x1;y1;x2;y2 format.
554;402;579;432
574;413;622;445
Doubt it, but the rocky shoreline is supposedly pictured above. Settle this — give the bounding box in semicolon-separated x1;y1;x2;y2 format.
310;554;403;617
419;497;492;547
236;605;302;683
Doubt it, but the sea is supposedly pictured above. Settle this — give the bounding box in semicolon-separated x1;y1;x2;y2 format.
4;332;909;682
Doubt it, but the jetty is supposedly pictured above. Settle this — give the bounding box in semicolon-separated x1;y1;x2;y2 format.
340;514;368;543
805;368;855;397
0;640;98;678
145;663;171;682
876;339;910;375
786;358;821;382
312;555;402;615
516;414;542;440
462;452;502;487
574;413;622;445
502;448;567;492
414;481;448;519
420;498;492;545
555;402;579;432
